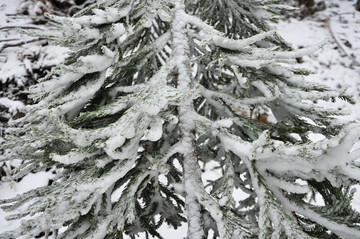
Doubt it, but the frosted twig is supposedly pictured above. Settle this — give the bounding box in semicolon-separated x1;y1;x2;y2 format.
0;25;46;31
185;13;276;50
0;38;47;53
327;17;359;67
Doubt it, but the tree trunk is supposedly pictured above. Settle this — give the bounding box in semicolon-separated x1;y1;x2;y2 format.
356;0;360;11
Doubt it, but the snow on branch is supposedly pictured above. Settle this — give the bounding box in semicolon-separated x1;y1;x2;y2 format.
1;0;360;238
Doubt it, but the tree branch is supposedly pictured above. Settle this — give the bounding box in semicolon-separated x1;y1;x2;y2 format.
0;38;47;53
0;25;46;31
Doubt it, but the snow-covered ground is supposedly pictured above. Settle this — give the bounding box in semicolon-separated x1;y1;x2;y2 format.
1;0;360;238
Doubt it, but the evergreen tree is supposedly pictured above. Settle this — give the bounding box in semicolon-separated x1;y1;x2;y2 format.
1;0;360;238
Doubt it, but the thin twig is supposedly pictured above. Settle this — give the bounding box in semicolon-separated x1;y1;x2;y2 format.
327;17;360;67
0;38;47;53
0;38;20;43
0;25;46;31
327;18;349;56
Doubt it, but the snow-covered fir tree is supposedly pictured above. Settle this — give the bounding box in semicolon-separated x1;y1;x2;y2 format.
1;0;360;238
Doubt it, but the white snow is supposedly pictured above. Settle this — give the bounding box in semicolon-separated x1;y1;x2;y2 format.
1;0;360;238
143;118;164;142
0;98;25;113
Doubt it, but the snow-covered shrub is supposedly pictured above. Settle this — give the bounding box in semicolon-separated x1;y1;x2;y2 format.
1;0;360;238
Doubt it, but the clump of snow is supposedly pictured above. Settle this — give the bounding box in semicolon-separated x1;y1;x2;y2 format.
107;23;126;42
0;98;25;114
213;118;233;128
144;118;164;142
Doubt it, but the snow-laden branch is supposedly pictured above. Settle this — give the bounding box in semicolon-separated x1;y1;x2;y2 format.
32;46;118;109
231;41;326;60
270;183;360;239
45;4;132;27
218;125;360;238
0;156;139;239
201;84;282;107
0;38;47;53
224;42;327;70
184;12;275;50
220;131;312;238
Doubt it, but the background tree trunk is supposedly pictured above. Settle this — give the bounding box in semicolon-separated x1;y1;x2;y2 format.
356;0;360;11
